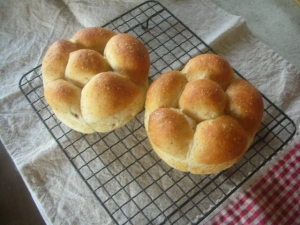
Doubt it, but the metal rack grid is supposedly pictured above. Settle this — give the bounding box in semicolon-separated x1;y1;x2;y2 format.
19;1;296;224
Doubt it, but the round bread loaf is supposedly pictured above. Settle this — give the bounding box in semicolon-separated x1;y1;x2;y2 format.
145;53;264;174
42;27;150;133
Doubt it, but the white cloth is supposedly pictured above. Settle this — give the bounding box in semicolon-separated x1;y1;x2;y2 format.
1;0;299;224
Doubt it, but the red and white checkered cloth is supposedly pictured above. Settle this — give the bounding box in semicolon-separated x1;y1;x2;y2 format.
209;141;300;225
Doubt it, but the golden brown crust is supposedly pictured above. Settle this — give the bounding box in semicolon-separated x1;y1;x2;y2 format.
145;70;188;115
44;79;94;133
104;34;150;86
42;27;150;133
65;49;111;88
179;79;227;122
70;27;116;54
225;78;264;136
148;108;195;172
148;108;194;159
182;53;235;90
81;72;145;132
145;53;264;174
190;116;250;165
42;40;80;85
81;72;139;119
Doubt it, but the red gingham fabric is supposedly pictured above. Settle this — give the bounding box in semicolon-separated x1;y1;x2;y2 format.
209;142;300;225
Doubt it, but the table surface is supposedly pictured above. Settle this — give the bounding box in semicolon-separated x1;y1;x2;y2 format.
0;1;299;224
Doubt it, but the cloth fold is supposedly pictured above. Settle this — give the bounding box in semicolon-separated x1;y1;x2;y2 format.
0;0;299;224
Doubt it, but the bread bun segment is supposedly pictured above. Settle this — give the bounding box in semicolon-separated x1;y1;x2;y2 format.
145;53;264;174
182;53;235;90
42;27;150;133
104;34;150;86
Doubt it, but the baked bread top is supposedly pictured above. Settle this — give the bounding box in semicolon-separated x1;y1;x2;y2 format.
145;53;264;174
42;27;150;133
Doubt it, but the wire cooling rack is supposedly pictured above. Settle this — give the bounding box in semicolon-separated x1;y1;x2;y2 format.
19;1;296;224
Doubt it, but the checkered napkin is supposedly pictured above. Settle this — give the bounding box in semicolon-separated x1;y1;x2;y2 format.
208;137;300;225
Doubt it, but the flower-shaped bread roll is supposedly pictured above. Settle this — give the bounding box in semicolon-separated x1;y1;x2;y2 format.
42;27;150;133
145;53;264;174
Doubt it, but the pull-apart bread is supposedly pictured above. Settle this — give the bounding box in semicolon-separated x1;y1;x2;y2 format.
42;27;150;133
145;53;264;174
